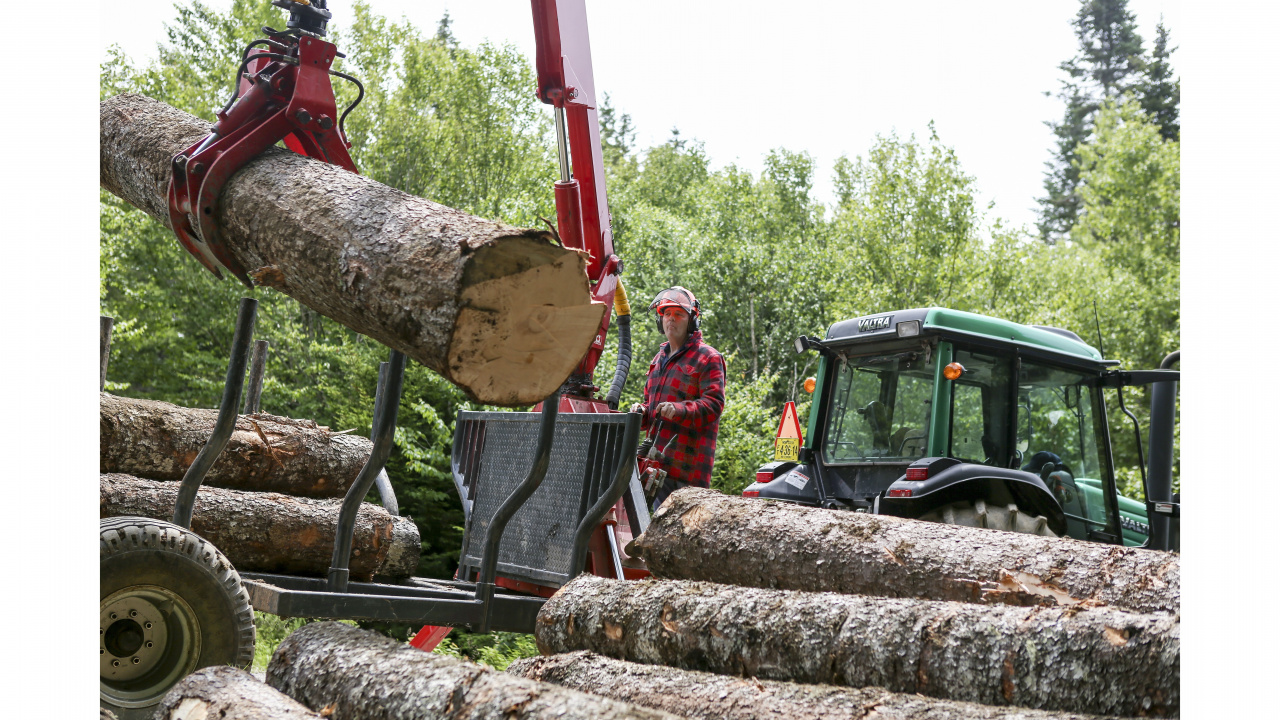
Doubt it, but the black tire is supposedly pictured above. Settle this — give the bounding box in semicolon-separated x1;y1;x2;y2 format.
915;499;1058;537
100;517;255;720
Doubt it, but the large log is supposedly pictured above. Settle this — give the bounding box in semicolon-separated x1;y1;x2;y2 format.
100;473;420;579
630;488;1180;615
101;392;372;498
509;651;1135;720
535;576;1179;718
156;666;321;720
100;93;606;406
267;621;680;720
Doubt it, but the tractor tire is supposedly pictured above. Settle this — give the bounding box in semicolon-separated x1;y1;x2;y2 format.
915;499;1057;537
100;516;255;720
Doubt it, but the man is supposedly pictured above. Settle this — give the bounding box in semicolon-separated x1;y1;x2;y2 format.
630;286;726;509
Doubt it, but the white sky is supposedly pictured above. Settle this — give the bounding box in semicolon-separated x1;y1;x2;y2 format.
101;0;1181;233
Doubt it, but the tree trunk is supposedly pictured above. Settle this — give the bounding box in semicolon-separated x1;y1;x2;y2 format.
100;474;420;580
630;488;1179;615
266;621;680;720
101;392;373;499
156;666;322;720
535;576;1179;718
508;651;1135;720
100;93;605;406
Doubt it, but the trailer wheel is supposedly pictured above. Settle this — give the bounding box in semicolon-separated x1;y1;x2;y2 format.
915;499;1057;537
100;517;255;720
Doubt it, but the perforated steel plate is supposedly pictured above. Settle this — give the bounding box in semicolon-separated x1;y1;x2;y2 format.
455;412;633;588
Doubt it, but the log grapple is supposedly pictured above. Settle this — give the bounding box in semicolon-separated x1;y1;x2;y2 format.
166;0;362;286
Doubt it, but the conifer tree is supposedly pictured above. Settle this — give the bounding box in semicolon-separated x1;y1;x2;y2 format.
1038;0;1146;242
1138;21;1180;141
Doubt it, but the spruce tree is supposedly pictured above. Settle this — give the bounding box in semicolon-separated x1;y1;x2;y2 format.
1138;21;1180;141
1038;0;1145;242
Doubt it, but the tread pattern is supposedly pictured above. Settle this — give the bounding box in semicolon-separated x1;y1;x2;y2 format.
99;516;256;669
917;500;1057;537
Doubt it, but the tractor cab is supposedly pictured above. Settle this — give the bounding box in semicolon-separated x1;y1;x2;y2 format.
745;308;1179;550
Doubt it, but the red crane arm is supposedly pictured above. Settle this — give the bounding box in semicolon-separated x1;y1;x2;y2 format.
530;0;620;404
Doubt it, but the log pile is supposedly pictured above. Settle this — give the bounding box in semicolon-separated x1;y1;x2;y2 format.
99;392;420;579
100;473;419;579
629;488;1180;614
517;488;1180;719
101;393;372;498
508;651;1130;720
100;92;605;406
157;666;322;720
265;621;680;720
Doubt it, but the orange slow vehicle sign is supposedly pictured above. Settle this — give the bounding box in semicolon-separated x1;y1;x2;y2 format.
774;401;803;461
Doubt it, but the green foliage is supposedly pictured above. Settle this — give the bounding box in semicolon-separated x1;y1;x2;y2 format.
435;631;540;671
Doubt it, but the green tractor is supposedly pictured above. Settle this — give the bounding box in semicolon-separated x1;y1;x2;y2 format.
745;308;1179;551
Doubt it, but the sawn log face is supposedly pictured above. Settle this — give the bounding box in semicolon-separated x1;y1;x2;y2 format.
266;621;681;720
632;488;1180;614
100;473;420;580
508;651;1134;720
535;576;1179;718
100;93;605;405
100;392;371;498
156;665;322;720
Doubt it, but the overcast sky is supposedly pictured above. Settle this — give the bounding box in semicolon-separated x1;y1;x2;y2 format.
101;0;1181;233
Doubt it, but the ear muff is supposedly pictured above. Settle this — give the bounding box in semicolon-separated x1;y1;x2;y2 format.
651;286;702;334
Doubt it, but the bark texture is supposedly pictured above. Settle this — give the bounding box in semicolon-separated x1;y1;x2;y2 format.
156;666;321;719
267;621;680;720
100;474;420;579
631;488;1180;614
508;651;1136;720
101;93;605;406
101;392;372;498
535;576;1179;718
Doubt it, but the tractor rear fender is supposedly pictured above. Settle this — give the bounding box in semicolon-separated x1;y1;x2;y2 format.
743;462;821;506
879;458;1066;535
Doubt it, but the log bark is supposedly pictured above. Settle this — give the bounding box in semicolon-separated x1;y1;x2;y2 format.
156;666;321;720
100;473;420;579
535;576;1179;718
266;621;680;720
630;488;1180;615
101;392;372;498
100;93;605;406
508;651;1135;720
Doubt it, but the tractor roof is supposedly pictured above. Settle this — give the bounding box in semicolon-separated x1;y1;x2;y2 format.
825;307;1105;363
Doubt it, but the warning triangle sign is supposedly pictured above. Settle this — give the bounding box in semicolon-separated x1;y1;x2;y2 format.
774;402;803;461
776;401;803;441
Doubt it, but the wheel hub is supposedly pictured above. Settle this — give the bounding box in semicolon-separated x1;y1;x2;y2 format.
100;585;201;709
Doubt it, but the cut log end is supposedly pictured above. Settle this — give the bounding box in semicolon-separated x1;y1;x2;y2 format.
450;237;606;405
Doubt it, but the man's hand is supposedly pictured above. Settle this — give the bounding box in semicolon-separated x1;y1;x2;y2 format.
629;402;645;414
656;402;682;420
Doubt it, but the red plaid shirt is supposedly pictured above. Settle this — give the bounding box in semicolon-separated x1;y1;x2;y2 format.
640;331;726;487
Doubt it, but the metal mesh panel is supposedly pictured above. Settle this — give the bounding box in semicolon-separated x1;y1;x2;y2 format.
455;412;632;588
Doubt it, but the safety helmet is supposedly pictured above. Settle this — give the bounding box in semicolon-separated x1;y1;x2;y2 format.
649;286;701;332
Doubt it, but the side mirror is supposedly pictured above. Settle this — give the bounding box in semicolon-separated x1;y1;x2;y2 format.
794;336;809;354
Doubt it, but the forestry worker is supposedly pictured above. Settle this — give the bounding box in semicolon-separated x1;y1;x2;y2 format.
630;286;727;509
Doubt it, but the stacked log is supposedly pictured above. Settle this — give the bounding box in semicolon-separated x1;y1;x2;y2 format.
100;473;419;579
508;651;1135;720
100;92;605;406
157;666;321;720
101;393;372;498
266;621;680;720
629;488;1180;614
534;576;1178;718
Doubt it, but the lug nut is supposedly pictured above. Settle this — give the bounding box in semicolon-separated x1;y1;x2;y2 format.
146;641;154;649
132;657;141;664
109;613;117;620
112;660;120;668
129;610;138;618
100;649;105;655
144;622;153;630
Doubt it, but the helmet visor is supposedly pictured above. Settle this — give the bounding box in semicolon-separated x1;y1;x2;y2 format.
650;288;696;315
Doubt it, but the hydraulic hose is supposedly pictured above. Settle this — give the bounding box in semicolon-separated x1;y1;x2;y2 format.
605;280;633;410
